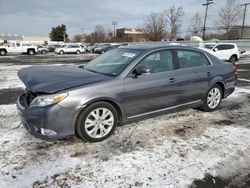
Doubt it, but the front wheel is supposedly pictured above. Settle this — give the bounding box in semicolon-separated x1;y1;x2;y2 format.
59;50;64;55
76;50;81;55
41;50;47;54
75;102;118;142
0;50;6;56
200;84;222;112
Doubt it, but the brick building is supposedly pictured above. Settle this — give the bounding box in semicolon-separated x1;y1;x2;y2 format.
116;28;147;42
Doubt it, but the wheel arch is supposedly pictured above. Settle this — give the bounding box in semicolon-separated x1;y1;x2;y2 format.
74;97;124;132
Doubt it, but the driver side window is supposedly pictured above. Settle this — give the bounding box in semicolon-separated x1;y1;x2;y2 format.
134;50;173;74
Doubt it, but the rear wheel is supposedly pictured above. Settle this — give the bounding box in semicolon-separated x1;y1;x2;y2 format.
75;102;118;142
0;50;6;56
229;55;237;64
28;49;35;55
200;84;222;112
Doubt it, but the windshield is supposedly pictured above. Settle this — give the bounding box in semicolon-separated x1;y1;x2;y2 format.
203;44;216;50
85;48;143;76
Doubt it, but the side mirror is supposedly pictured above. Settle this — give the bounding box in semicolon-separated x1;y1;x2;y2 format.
133;66;151;77
78;64;85;69
213;48;218;52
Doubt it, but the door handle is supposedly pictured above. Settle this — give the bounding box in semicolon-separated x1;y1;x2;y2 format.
207;72;212;77
169;77;176;83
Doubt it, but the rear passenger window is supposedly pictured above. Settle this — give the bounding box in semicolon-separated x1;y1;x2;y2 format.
216;44;234;50
177;50;210;69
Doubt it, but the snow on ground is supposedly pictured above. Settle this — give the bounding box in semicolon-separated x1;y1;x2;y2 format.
0;87;250;188
0;64;27;89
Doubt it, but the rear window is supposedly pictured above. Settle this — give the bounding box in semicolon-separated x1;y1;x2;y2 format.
177;50;211;69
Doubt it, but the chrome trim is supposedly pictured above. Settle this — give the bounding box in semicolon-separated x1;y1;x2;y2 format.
127;100;202;119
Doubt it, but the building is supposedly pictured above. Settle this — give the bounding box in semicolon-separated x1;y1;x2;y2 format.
116;28;147;42
0;34;50;45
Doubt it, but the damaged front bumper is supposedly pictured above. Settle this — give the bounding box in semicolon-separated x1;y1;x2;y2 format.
17;93;76;141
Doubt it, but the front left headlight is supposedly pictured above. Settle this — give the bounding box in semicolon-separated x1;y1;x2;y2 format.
30;93;68;107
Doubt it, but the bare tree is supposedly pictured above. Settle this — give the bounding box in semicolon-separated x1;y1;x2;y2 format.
85;25;107;43
143;12;167;41
217;0;242;34
189;12;202;35
73;34;84;42
165;5;184;40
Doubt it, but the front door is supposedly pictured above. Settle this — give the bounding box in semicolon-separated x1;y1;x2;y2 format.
122;49;178;118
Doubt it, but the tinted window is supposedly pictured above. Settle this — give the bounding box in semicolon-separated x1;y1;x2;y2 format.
135;50;173;73
16;43;21;47
177;50;210;69
216;44;234;50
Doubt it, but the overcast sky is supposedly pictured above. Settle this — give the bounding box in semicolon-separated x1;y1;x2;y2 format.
0;0;249;38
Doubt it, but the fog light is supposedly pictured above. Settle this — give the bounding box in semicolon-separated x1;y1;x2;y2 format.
40;128;57;136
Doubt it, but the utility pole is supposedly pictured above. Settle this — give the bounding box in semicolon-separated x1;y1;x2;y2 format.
202;0;213;40
240;3;250;39
112;21;118;38
80;27;84;42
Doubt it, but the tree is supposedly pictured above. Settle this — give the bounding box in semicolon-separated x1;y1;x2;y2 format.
143;12;167;41
189;12;202;35
165;5;184;40
217;0;242;38
49;24;68;42
85;25;107;43
73;34;84;42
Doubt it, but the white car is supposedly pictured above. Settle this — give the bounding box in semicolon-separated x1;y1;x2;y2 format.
201;43;240;64
0;41;38;55
55;44;85;55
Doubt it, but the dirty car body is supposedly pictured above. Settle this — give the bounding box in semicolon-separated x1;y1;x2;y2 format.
17;45;237;142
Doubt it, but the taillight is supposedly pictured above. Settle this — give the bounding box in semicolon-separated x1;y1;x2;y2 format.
232;65;237;73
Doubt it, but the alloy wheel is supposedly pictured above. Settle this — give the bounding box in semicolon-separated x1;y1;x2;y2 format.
207;87;221;109
84;108;114;139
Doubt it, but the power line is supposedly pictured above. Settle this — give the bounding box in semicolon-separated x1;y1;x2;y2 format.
202;0;213;40
240;3;250;39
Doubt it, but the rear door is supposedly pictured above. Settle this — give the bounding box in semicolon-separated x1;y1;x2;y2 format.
174;49;213;103
123;49;179;118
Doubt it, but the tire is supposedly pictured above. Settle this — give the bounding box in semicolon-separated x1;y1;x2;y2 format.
101;50;105;54
200;84;222;112
76;50;81;55
59;50;64;55
28;49;35;55
75;101;118;142
0;50;6;56
229;55;237;64
41;50;47;55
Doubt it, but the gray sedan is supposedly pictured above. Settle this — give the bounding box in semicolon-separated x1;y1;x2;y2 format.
17;45;237;142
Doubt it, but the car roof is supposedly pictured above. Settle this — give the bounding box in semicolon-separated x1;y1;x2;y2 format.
119;44;202;52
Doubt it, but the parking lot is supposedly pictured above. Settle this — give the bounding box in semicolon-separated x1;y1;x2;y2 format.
0;53;250;187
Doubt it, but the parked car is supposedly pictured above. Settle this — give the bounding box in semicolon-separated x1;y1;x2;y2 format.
0;41;37;55
201;43;240;64
37;45;49;54
93;44;114;54
54;44;85;55
47;44;63;52
86;44;99;52
17;45;237;142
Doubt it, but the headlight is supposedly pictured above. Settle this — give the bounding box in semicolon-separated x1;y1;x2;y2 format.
30;93;68;107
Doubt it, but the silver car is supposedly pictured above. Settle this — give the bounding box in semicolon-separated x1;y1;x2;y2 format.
17;45;237;142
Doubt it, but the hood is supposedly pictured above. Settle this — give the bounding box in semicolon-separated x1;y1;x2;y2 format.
18;65;111;93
